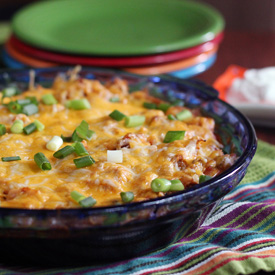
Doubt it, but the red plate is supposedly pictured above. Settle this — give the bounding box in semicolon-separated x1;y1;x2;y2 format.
9;33;223;67
5;40;58;68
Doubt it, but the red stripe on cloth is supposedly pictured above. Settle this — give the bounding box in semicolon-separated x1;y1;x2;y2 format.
236;238;275;251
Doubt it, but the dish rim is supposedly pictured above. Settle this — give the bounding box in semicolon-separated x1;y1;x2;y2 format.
0;67;257;215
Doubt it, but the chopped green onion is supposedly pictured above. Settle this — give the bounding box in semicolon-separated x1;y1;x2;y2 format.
107;150;123;163
26;96;39;106
0;124;6;136
176;109;193;121
151;178;171;192
2;87;18;98
79;196;97;207
65;99;91;110
169;179;185;191
1;156;21;162
7;101;22;114
163;131;185;143
75;120;94;141
199;175;212;184
41;94;57;105
109;97;120;102
120;192;134;203
109;110;126;121
167;114;176;120
73;142;89;156
125;115;145;127
61;134;73;142
11;119;24;134
23;122;37;135
70;191;86;203
157;103;171;112
22;104;39;116
34;152;51;171
46;136;63;151
70;191;96;207
74;155;95;168
143;102;157;109
34;119;45;131
17;98;32;105
53;145;75;159
72;130;83;142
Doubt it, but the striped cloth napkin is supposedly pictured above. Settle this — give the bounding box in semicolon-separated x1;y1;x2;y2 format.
1;140;275;275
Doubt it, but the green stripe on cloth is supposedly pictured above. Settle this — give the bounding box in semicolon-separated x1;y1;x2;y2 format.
210;256;275;275
241;140;275;184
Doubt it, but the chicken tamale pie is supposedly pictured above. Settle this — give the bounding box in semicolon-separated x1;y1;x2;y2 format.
0;70;237;209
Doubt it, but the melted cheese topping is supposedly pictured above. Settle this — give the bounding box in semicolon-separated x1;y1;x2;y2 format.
0;75;236;209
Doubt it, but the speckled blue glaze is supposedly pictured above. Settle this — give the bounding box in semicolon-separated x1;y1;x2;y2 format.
0;67;257;265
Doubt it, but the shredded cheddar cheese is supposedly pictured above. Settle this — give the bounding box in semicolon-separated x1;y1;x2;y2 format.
0;73;236;209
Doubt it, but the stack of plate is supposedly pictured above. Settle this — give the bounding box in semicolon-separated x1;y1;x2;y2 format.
2;0;225;78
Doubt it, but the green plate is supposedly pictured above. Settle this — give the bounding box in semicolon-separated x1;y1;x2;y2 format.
12;0;224;56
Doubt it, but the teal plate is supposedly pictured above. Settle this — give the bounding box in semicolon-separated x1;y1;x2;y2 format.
12;0;224;56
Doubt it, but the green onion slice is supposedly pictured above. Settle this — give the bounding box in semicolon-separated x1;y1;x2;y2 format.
163;131;185;143
1;87;18;99
157;103;171;113
74;155;95;168
75;120;94;141
34;119;45;131
34;152;52;171
7;101;22;114
167;114;176;120
151;178;171;192
11;119;24;134
169;179;185;191
73;142;89;156
79;197;97;207
199;175;212;184
72;130;83;142
109;97;120;102
120;192;134;203
71;191;97;207
41;94;57;105
109;110;126;121
16;98;32;105
61;134;73;142
176;109;193;121
22;104;39;116
23;122;37;135
125;115;145;128
0;124;6;136
143;102;157;109
46;136;63;151
70;191;86;203
1;156;21;162
65;99;91;110
26;96;39;106
53;145;75;159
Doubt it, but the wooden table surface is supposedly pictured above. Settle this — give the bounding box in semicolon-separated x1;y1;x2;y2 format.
196;30;275;145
